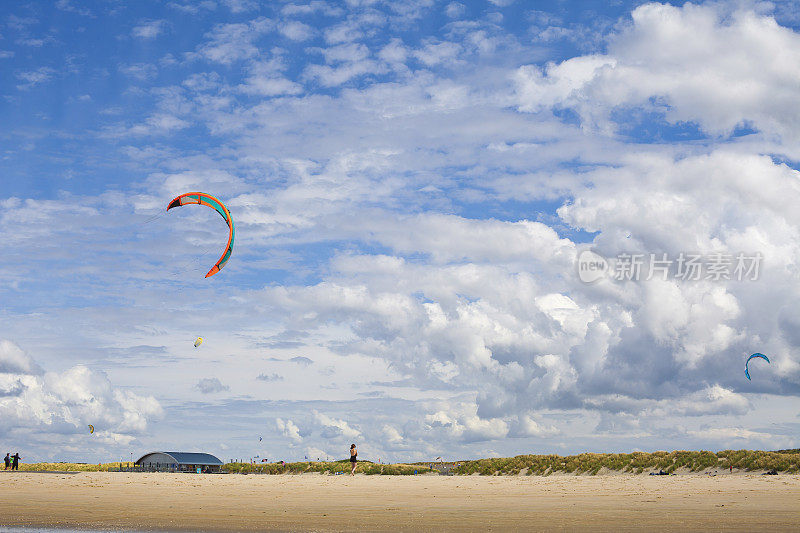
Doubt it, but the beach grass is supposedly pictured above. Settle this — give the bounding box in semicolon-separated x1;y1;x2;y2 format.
16;462;134;472
221;461;434;475
441;449;800;475
14;449;799;475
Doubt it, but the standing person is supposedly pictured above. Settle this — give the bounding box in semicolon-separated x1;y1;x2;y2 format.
11;453;20;470
349;444;357;476
3;453;9;470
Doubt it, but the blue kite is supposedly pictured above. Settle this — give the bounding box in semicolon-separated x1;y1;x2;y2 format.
745;353;770;380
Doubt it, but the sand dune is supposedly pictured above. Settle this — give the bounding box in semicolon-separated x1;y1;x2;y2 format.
1;471;798;532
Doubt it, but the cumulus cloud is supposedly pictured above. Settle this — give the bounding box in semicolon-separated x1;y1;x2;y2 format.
0;341;163;438
304;42;387;86
279;20;315;41
195;377;230;394
514;3;800;139
313;410;360;440
425;403;509;443
276;417;302;442
445;2;465;18
381;424;403;443
0;340;41;375
238;57;303;96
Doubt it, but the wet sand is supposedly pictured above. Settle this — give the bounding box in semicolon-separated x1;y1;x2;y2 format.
1;471;798;531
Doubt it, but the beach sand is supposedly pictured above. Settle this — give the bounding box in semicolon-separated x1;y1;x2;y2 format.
1;471;798;532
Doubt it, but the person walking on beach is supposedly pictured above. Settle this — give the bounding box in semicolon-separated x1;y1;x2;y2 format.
350;444;357;476
4;453;9;470
11;453;20;470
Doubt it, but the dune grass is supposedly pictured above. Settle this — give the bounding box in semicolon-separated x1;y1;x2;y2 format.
221;461;433;475
446;450;800;475
16;462;134;472
14;450;799;475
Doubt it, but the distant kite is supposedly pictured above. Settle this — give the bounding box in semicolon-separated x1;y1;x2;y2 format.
88;424;94;434
194;337;204;348
167;192;234;278
745;353;770;380
259;436;262;442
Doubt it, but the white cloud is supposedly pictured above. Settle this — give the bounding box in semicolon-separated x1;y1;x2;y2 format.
413;40;462;66
279;20;315;41
686;427;778;445
425;403;509;443
55;0;93;16
514;3;800;139
281;2;343;17
123;114;190;136
381;424;403;443
445;2;465;18
276;417;303;442
324;21;364;44
168;1;217;14
586;385;750;419
195;18;274;64
221;0;259;13
132;20;168;39
514;414;559;437
16;67;55;90
238;58;303;96
312;410;360;440
304;60;385;87
118;63;158;81
0;340;41;375
0;341;163;438
195;377;229;394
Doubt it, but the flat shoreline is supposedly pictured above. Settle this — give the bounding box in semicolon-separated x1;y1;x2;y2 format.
1;472;798;532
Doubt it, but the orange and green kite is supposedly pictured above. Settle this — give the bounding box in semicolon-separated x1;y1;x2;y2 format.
167;192;234;278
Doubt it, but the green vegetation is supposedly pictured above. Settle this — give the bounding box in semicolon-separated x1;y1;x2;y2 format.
448;450;800;475
16;450;799;475
220;461;434;475
18;462;134;472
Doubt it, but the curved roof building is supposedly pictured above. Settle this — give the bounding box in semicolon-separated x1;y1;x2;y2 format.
135;451;223;472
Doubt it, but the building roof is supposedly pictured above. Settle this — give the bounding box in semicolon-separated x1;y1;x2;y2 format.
135;451;223;465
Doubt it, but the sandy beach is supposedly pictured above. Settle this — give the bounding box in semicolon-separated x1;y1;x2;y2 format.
1;471;798;532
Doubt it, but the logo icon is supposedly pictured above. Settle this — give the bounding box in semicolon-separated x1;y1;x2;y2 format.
577;250;609;283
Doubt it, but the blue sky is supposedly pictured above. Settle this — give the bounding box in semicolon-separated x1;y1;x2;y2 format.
2;0;800;464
